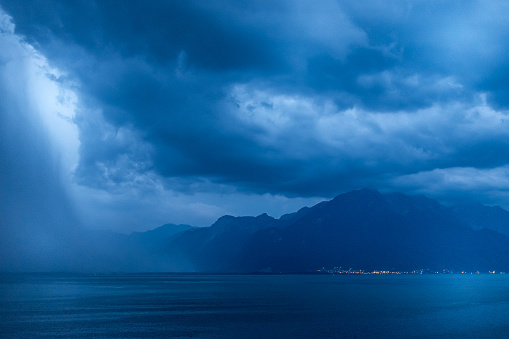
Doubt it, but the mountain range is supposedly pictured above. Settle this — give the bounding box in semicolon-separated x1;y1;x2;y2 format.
71;189;509;273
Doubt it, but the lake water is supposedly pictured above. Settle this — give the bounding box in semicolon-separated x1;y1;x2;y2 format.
1;273;508;338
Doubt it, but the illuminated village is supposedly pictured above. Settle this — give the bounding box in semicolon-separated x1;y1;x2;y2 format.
318;267;506;275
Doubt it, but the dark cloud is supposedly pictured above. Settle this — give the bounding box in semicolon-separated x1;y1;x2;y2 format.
2;0;284;72
2;0;509;216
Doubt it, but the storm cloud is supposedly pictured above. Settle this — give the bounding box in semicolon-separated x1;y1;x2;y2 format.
2;0;509;232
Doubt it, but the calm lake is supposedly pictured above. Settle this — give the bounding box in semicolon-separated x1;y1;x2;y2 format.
1;273;508;338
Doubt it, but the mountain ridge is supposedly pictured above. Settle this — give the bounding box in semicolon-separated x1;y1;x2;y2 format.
58;189;509;273
150;189;509;273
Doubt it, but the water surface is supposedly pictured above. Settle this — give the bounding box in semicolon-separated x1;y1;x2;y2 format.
1;273;508;338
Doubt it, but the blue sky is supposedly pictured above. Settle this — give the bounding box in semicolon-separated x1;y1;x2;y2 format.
2;0;509;233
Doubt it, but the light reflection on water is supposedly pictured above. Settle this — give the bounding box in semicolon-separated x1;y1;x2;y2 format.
1;274;508;338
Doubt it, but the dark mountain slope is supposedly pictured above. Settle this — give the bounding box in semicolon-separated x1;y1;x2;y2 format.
451;204;509;237
169;189;509;273
168;213;278;272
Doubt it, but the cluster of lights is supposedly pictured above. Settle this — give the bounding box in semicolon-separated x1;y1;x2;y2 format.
318;267;507;275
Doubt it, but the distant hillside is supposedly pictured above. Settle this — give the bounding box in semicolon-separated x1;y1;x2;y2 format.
75;223;195;272
70;189;509;273
164;189;509;273
450;204;509;237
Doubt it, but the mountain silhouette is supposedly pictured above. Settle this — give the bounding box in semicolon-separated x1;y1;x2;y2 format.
165;189;509;273
53;189;509;273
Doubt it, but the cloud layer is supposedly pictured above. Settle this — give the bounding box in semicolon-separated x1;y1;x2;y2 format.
2;1;509;230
